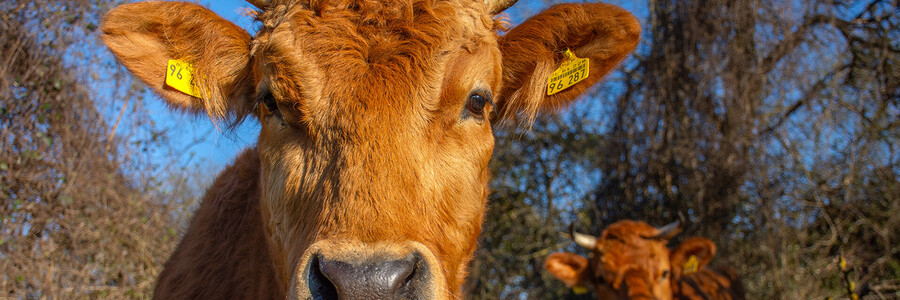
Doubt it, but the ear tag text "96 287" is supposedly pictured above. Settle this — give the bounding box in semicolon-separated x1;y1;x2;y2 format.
165;59;201;98
547;49;589;95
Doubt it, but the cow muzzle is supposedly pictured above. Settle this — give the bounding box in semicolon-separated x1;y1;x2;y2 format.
292;240;443;300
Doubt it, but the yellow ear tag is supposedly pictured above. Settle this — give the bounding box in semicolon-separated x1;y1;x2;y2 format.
546;49;589;95
572;285;588;295
683;255;699;275
165;59;202;98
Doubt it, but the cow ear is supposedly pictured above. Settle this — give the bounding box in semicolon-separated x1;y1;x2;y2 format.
670;237;716;279
495;3;640;125
101;2;255;122
544;252;589;288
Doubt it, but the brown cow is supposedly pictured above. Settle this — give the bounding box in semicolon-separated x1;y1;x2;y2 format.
100;0;639;298
545;220;745;300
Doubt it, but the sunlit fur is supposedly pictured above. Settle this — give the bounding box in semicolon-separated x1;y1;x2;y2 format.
251;1;501;296
100;0;639;298
151;149;282;299
545;220;745;300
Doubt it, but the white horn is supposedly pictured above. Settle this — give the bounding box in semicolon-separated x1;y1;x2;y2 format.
647;221;681;240
573;231;598;250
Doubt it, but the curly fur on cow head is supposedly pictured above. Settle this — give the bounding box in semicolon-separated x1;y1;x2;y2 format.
101;0;639;298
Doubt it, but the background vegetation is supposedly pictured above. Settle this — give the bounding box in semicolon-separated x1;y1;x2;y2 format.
1;0;897;299
468;0;899;299
1;1;209;298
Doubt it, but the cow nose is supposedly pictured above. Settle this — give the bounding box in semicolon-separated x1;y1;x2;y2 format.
312;254;421;299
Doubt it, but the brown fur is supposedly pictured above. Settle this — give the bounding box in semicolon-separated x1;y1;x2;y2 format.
545;220;745;300
154;148;282;299
100;1;255;123
498;3;641;125
100;0;639;298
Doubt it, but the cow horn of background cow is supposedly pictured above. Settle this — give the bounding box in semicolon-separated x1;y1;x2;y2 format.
569;223;598;250
247;0;271;10
647;221;682;240
485;0;518;14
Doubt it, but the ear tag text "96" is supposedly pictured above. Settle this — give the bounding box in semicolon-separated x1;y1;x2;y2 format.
165;59;201;98
547;49;589;95
683;255;699;275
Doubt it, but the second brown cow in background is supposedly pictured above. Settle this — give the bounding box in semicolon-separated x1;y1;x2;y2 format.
545;220;745;300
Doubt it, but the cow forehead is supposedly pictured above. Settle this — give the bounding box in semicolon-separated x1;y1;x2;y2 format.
603;220;659;239
598;222;670;269
252;0;499;125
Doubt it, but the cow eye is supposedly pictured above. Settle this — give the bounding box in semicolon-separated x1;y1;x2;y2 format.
258;91;278;113
661;270;670;280
465;92;492;119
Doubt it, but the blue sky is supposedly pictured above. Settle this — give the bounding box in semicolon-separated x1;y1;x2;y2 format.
141;0;260;173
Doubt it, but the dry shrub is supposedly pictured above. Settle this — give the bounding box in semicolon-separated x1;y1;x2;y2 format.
1;1;203;298
468;0;899;299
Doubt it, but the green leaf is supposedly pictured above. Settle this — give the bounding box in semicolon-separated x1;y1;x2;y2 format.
0;163;7;170
24;150;41;160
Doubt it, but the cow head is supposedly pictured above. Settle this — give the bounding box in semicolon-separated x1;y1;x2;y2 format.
101;0;639;298
546;220;717;299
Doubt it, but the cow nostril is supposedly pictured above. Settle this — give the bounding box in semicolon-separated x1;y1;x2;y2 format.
315;254;421;299
308;256;339;299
